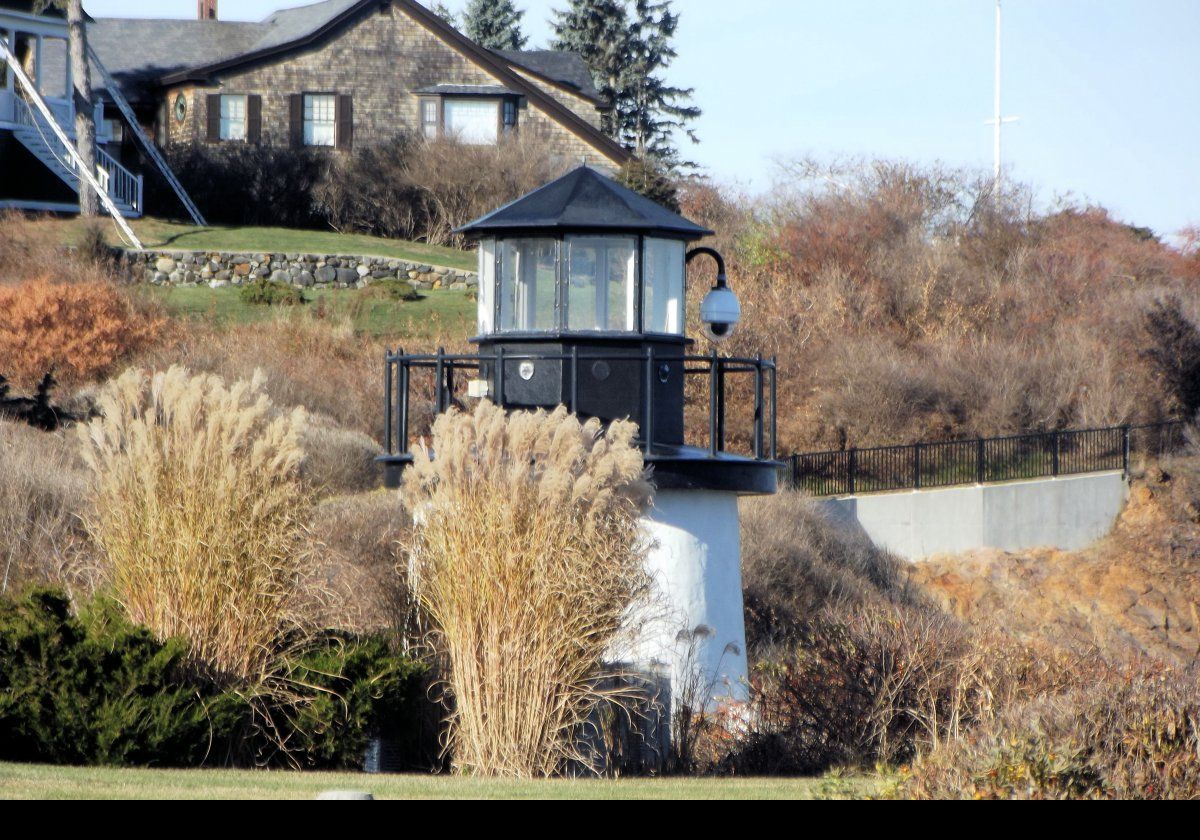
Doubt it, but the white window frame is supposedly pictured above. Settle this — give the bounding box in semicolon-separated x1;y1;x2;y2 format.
442;98;500;146
303;93;336;147
219;94;246;142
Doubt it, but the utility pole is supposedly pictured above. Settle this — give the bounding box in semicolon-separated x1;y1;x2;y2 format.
985;0;1019;195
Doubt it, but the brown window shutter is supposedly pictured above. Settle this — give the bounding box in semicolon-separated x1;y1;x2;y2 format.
205;94;221;143
336;94;353;150
247;95;262;144
289;94;303;148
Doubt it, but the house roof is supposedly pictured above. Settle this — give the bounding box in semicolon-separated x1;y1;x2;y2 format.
457;166;712;239
491;49;601;103
83;1;596;103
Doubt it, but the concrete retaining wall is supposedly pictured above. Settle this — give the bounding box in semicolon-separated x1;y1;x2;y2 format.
816;471;1128;562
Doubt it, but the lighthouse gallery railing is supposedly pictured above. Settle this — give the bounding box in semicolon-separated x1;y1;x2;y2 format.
383;348;778;462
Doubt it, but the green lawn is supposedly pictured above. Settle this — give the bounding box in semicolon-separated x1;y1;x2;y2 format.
0;762;882;800
53;216;477;272
141;284;476;341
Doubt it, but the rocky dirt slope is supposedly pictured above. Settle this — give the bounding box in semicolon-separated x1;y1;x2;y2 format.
908;459;1200;666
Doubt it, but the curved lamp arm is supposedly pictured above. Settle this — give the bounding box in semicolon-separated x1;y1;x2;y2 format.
686;247;728;289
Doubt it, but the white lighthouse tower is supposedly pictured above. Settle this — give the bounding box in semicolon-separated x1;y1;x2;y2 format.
380;167;779;734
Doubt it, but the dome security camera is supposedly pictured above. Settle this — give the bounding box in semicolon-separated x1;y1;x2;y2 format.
700;285;741;343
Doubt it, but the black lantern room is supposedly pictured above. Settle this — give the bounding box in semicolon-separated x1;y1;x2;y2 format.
380;166;778;494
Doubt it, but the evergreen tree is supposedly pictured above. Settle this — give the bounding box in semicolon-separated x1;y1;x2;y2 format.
620;0;700;167
463;0;528;51
429;2;459;29
552;0;699;169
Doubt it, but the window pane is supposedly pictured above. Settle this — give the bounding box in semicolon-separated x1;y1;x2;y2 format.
443;99;499;145
565;236;636;332
304;94;336;147
220;95;246;141
477;238;496;335
498;239;557;332
642;238;685;334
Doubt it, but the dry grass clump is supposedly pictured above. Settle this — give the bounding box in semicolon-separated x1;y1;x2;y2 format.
402;401;652;777
0;278;164;391
0;420;92;596
78;366;310;687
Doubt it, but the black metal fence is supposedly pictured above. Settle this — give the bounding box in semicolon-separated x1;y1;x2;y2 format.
785;421;1189;497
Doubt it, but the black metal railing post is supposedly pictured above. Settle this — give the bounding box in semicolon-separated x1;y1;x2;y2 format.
1122;425;1131;476
384;348;393;455
913;442;922;490
495;346;505;406
770;356;778;461
569;345;579;413
435;347;446;413
753;353;764;459
848;448;857;496
1052;430;1060;476
643;347;654;454
397;349;409;454
976;438;985;484
708;348;719;457
716;356;726;453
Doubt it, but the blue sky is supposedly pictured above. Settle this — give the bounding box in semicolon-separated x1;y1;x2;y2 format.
86;0;1199;237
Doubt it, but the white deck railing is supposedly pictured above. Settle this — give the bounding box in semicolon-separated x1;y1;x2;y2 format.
13;95;140;213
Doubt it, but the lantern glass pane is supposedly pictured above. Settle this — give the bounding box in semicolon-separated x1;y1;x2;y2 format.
642;238;685;334
498;239;557;332
565;236;636;332
477;237;496;335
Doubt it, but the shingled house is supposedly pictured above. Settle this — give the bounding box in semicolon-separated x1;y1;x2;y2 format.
1;0;627;216
95;0;625;161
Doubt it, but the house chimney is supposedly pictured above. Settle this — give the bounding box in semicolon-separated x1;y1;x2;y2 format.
198;0;217;20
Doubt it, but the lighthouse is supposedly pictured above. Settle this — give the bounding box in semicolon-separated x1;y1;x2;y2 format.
380;166;778;721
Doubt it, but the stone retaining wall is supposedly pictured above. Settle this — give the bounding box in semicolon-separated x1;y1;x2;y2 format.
118;249;478;292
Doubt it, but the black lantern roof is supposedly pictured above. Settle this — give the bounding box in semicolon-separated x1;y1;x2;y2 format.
455;166;714;240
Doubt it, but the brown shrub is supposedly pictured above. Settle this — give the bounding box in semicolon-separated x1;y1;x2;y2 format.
304;491;414;638
0;420;92;596
0;212;115;288
299;417;384;495
318;133;571;246
136;314;387;442
0;278;164;391
904;667;1200;799
739;489;910;652
688;159;1200;452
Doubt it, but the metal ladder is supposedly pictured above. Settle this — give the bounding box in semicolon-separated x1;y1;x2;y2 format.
89;45;207;227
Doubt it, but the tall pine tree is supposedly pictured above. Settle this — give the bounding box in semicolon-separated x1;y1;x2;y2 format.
551;0;699;169
463;0;528;50
620;0;700;166
429;2;458;29
551;0;629;138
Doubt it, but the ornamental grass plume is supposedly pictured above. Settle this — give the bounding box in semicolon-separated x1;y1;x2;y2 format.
402;400;653;777
78;365;310;687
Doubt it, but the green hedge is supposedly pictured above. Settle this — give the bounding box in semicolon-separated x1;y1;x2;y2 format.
0;589;427;769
